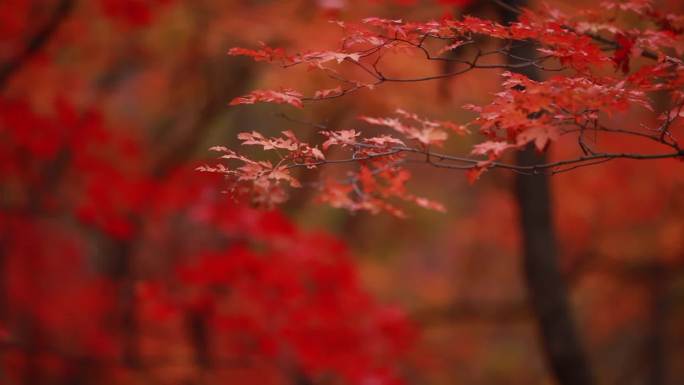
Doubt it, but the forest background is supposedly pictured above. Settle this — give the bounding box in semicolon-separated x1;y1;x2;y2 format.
1;1;683;385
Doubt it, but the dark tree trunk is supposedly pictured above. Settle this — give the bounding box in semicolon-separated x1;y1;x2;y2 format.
186;310;212;369
498;2;596;385
513;146;594;385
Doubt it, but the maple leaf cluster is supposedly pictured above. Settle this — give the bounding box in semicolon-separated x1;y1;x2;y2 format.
210;0;684;215
463;71;653;174
199;110;454;216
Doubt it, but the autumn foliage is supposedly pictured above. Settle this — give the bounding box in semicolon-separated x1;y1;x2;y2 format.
210;1;684;215
1;1;684;385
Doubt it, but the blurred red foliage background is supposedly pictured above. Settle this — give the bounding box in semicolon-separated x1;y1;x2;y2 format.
1;1;683;385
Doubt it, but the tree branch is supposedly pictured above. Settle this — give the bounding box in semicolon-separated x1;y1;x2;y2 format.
283;144;682;176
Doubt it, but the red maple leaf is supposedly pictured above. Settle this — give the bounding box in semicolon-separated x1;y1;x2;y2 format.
229;89;304;109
